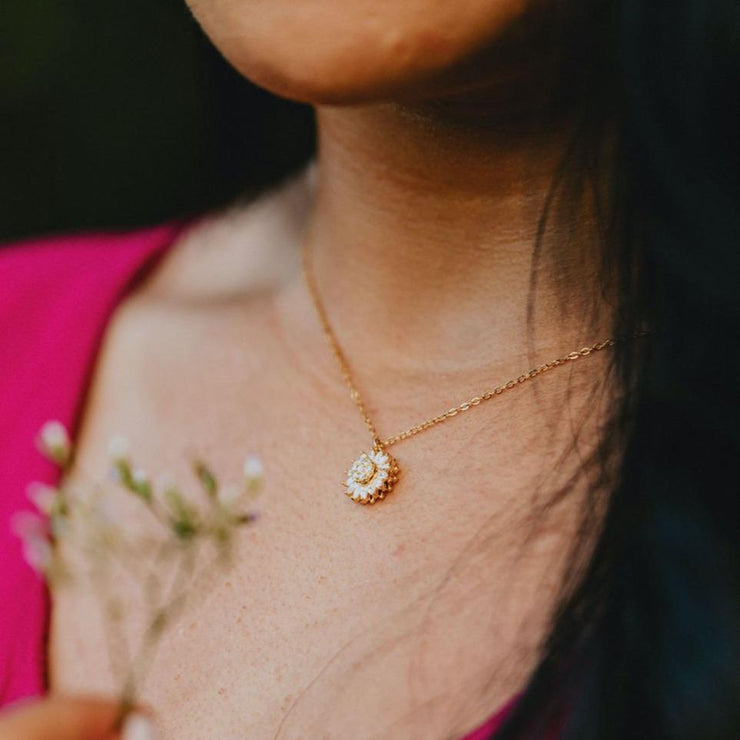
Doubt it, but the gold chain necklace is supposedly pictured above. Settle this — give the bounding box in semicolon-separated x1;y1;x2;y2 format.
302;240;616;506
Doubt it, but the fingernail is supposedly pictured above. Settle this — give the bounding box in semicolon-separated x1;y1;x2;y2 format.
121;712;158;740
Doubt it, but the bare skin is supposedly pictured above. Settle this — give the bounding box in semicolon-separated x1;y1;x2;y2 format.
47;2;615;739
49;154;611;740
184;0;532;103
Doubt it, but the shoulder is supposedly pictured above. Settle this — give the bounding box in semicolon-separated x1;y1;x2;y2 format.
135;167;312;306
96;168;312;381
50;169;313;465
0;166;312;368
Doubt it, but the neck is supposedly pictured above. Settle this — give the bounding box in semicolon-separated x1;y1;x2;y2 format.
304;101;608;378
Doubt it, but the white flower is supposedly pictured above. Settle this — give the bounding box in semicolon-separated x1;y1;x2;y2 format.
22;535;53;575
108;435;130;463
242;455;263;488
11;511;53;574
26;482;59;515
11;510;48;540
130;467;152;498
217;482;243;508
36;420;71;466
132;468;148;486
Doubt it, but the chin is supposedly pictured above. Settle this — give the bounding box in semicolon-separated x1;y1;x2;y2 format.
185;0;528;105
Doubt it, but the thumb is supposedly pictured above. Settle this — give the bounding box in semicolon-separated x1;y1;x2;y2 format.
0;696;156;740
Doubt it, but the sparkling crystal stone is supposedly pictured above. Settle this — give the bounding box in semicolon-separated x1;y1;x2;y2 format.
345;448;400;504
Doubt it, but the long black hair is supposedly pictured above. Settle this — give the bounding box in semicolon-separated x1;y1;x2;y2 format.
169;1;740;736
492;1;740;738
199;2;740;736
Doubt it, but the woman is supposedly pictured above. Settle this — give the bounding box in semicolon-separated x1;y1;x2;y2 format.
2;1;739;739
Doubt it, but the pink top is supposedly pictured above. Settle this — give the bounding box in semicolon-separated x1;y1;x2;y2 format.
0;221;524;738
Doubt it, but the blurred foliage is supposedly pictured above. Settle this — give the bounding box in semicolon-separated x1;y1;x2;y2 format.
1;0;315;241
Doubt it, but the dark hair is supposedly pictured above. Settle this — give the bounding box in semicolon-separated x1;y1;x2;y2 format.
492;1;740;738
60;0;732;735
230;1;740;736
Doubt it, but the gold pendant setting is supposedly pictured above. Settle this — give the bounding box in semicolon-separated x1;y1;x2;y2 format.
345;448;399;505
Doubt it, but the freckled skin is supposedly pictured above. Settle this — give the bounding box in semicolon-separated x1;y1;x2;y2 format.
47;1;614;738
184;0;528;104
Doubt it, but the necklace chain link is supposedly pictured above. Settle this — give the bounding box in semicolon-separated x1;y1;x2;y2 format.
302;239;615;450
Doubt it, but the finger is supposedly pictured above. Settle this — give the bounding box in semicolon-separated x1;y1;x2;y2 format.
0;696;124;740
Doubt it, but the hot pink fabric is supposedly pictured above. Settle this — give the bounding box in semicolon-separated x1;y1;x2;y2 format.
0;221;527;738
0;223;184;706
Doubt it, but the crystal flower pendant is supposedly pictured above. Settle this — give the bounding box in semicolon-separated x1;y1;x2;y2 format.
345;447;400;505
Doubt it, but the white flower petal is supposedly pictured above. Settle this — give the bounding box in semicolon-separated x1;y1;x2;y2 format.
11;511;48;540
218;482;243;507
107;435;130;462
27;482;58;514
243;454;263;482
132;468;148;486
37;420;71;464
22;536;53;574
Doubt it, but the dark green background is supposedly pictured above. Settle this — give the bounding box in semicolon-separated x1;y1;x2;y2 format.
2;0;315;242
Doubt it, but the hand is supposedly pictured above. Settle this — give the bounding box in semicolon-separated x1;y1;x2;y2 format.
0;696;156;740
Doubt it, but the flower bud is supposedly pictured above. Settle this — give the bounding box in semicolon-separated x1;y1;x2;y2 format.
11;511;53;575
26;482;59;515
217;482;243;508
131;468;152;499
108;435;131;463
11;510;48;541
22;535;53;575
36;420;72;466
242;455;263;494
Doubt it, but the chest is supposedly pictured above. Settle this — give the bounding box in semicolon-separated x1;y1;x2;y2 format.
48;299;594;739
